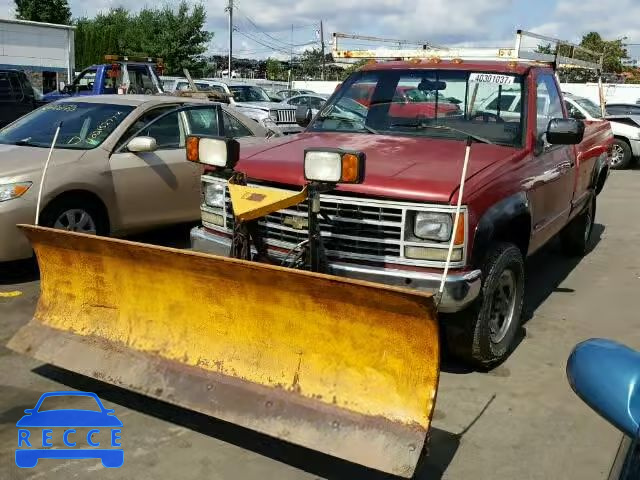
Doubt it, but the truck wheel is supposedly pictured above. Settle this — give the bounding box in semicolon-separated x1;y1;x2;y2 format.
561;197;595;257
446;243;525;369
610;139;632;169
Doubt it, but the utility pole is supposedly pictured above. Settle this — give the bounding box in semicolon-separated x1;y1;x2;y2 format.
289;24;293;89
226;0;233;78
320;20;325;80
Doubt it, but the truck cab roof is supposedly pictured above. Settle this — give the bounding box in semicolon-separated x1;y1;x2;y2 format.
361;60;547;75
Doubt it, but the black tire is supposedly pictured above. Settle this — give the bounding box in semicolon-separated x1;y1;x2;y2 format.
610;139;632;170
561;197;595;257
40;196;108;236
445;243;525;369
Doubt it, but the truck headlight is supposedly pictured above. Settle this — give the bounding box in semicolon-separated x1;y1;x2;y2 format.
268;110;278;121
0;182;32;202
414;212;453;242
204;182;225;208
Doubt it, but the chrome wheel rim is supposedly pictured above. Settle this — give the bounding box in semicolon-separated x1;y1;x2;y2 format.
53;209;97;234
611;144;624;167
488;270;517;343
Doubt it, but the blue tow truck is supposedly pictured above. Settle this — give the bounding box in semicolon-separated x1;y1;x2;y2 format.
43;55;164;102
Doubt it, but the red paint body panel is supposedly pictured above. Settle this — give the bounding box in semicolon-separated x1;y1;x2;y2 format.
230;64;614;271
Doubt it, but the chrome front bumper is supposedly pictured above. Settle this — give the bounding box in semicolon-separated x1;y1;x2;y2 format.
191;226;482;313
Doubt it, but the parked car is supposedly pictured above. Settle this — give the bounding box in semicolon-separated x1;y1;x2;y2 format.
0;95;270;263
226;84;302;135
276;89;316;99
606;103;640;116
280;94;329;116
164;78;229;95
191;56;613;368
567;339;640;479
0;69;37;128
563;94;640;169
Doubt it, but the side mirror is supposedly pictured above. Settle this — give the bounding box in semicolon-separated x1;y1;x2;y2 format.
567;339;640;438
296;106;312;128
127;136;158;153
546;118;585;145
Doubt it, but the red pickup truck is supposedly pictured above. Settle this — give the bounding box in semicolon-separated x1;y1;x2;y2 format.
191;58;613;367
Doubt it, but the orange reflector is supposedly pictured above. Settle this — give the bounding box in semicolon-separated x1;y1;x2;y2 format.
451;58;463;64
410;58;421;64
13;184;31;197
454;213;465;246
341;153;360;183
186;136;199;162
428;57;442;64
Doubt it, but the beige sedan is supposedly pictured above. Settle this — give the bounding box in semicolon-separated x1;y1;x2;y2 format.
0;95;270;262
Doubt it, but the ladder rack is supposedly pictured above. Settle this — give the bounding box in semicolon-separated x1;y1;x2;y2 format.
332;30;603;71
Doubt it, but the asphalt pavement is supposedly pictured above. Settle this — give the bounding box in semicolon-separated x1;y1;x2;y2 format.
1;171;639;480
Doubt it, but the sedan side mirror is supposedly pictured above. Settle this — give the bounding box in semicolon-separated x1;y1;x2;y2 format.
296;106;312;128
127;136;158;153
546;118;585;145
567;339;640;438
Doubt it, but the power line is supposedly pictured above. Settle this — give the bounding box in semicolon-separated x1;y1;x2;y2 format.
236;9;296;49
235;29;291;55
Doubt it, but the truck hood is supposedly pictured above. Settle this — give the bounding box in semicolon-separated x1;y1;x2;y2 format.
238;132;519;203
0;144;86;180
234;101;294;111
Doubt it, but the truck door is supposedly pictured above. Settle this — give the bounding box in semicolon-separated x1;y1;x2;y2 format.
528;72;576;252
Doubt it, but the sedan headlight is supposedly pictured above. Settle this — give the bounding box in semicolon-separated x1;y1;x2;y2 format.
0;182;32;202
414;212;452;242
204;182;225;208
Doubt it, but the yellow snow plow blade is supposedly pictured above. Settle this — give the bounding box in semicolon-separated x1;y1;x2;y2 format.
8;225;440;477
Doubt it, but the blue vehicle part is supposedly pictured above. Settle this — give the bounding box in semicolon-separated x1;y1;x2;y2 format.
16;391;123;428
15;448;123;468
567;338;640;438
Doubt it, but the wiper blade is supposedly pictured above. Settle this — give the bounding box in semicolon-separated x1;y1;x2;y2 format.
390;122;493;145
317;114;379;135
13;139;41;147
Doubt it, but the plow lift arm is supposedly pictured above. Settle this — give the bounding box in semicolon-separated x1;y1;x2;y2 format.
8;136;440;476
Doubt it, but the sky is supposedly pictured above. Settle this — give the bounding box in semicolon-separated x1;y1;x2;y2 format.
1;0;639;60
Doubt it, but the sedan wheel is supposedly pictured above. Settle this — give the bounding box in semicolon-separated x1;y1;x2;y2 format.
53;209;97;234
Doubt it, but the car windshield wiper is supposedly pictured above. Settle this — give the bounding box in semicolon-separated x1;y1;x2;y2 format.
12;138;43;147
316;114;379;134
390;121;494;145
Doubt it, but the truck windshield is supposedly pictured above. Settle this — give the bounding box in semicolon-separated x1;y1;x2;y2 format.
229;86;271;102
311;69;525;147
0;102;135;149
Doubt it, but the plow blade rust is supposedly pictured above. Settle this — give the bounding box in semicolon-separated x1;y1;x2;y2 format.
9;225;440;477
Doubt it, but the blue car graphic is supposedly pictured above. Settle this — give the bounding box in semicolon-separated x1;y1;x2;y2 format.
16;391;123;468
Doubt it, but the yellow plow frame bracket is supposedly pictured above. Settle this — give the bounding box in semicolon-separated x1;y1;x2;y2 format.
9;225;440;477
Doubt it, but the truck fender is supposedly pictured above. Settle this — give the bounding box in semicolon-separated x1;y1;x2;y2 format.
591;152;609;196
471;192;532;267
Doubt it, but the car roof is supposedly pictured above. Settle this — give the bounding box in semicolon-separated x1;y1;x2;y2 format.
56;94;215;106
288;93;329;99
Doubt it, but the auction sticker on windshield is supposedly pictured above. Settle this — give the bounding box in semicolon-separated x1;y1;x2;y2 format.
469;73;516;85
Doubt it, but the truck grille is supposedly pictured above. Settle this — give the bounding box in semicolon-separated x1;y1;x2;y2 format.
275;109;296;124
223;187;403;262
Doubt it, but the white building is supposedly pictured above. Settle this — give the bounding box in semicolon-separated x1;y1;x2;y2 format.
0;18;75;93
622;57;639;68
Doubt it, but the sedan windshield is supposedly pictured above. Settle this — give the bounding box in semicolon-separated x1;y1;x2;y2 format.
229;86;271;102
0;102;134;149
575;97;602;118
311;69;525;147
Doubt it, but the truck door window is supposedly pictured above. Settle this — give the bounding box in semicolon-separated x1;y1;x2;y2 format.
72;69;97;92
8;73;23;100
0;72;13;100
536;74;564;138
127;66;155;94
117;106;179;150
564;101;585;120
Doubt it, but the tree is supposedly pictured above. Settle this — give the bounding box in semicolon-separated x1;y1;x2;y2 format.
265;58;283;81
14;0;72;25
74;2;213;75
537;32;629;82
